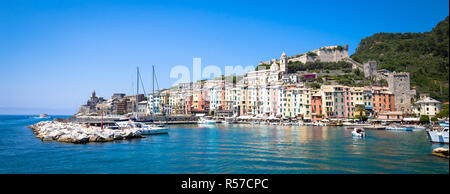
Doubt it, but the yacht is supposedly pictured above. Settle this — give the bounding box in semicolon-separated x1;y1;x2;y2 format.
141;124;169;135
427;128;449;144
386;125;410;131
404;125;426;131
198;117;216;124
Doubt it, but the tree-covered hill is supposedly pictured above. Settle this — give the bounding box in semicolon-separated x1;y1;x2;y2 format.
351;16;449;102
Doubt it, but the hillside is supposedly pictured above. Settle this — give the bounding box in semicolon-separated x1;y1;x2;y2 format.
351;16;449;102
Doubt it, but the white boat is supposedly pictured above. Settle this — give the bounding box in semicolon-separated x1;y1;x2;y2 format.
141;124;169;135
198;117;216;124
352;128;366;137
427;128;449;144
439;121;449;128
404;125;426;131
39;114;49;118
386;126;410;131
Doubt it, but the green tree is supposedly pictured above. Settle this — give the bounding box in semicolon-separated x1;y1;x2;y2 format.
355;104;366;122
351;16;449;102
434;104;449;118
419;115;430;123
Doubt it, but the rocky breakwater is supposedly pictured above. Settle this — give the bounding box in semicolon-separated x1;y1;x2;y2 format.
29;121;144;143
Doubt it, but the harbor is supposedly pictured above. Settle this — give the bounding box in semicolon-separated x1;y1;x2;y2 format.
29;114;449;145
1;115;448;174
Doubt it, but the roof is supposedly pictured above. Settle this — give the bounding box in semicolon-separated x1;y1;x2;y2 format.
415;97;440;104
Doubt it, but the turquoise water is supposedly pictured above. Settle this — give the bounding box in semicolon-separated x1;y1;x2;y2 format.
0;115;448;174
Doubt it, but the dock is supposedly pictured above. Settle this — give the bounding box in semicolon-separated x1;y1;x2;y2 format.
362;125;386;130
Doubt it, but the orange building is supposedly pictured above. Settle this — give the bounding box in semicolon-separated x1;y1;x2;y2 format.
311;94;323;122
372;88;395;115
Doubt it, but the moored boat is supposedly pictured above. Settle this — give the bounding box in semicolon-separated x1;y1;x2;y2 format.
386;125;411;131
39;114;49;118
427;128;449;144
198;117;216;124
141;124;169;135
352;128;366;137
404;125;426;131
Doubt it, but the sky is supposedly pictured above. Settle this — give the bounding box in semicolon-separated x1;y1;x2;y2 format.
0;0;448;115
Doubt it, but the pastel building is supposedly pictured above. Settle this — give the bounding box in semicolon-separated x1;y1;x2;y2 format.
414;97;441;117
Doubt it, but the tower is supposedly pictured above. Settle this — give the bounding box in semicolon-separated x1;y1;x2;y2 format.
280;51;288;73
388;72;414;113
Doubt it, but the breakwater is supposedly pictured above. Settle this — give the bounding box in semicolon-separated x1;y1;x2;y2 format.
30;121;144;143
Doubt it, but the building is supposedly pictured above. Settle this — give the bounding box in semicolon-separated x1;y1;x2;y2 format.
363;61;377;79
414;96;441;117
77;90;105;115
377;111;403;121
387;72;416;113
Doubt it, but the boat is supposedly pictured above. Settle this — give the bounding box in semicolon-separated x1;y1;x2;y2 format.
386;125;411;131
352;128;366;137
141;124;169;135
404;125;426;131
119;66;169;135
343;122;353;126
328;122;343;126
427;128;449;144
39;114;49;118
198;117;216;124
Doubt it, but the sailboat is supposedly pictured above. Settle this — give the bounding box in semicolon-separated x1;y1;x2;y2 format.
138;65;169;135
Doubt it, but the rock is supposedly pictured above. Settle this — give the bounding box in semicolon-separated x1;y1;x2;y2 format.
29;121;144;144
431;147;449;159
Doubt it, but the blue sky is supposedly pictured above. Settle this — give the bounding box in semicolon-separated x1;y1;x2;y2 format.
0;0;448;115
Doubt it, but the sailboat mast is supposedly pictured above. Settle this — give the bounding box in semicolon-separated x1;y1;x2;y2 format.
152;65;155;94
152;65;155;118
135;67;139;119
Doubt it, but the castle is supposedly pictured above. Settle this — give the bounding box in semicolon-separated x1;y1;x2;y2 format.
258;45;349;66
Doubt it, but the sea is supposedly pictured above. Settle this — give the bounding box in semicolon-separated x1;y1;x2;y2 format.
0;115;448;174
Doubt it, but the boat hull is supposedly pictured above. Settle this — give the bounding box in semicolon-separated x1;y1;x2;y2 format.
427;130;449;144
141;128;169;135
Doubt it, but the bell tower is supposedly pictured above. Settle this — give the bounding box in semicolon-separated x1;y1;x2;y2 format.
279;51;288;73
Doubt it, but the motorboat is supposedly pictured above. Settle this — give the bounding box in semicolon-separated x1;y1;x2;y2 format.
115;121;168;135
352;128;366;137
141;124;169;135
39;114;49;118
427;128;449;144
198;117;216;124
404;125;426;131
386;125;411;131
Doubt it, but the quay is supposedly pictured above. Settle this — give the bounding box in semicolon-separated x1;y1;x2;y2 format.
362;125;387;130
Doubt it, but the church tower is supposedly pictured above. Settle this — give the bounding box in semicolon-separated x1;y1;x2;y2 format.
280;51;288;73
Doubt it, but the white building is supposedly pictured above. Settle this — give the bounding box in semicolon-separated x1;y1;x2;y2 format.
414;97;441;117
